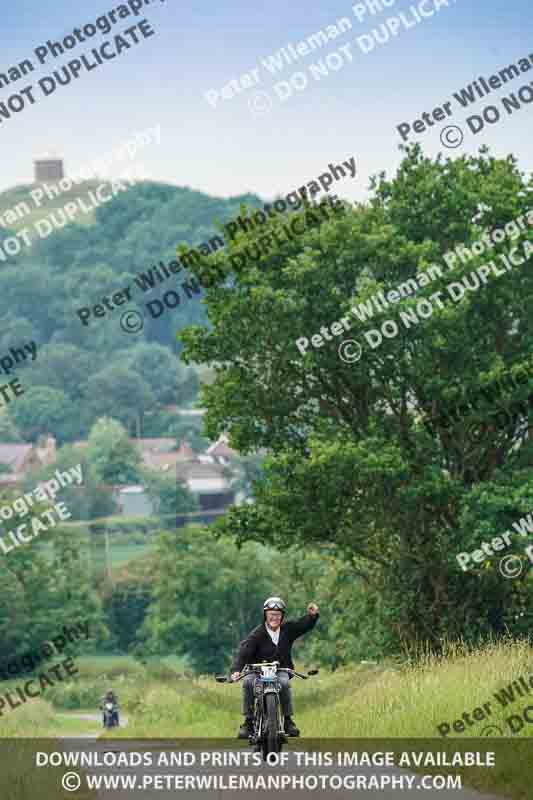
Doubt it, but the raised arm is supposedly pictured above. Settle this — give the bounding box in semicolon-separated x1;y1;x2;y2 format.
285;603;320;640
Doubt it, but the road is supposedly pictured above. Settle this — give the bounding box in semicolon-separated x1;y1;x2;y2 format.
58;711;128;740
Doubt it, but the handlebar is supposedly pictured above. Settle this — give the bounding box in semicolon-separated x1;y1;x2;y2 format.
215;665;319;683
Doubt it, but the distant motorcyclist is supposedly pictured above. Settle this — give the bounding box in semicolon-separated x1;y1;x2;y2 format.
100;688;119;727
231;596;319;739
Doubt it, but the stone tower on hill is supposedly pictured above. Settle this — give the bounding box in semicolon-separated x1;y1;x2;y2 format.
34;157;64;183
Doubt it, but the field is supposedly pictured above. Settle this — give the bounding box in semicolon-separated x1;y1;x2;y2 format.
97;639;531;741
86;539;153;574
2;644;532;796
36;529;154;576
0;655;187;737
77;654;187;676
109;640;533;798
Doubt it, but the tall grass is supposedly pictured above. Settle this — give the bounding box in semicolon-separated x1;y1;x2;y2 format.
106;641;533;797
4;641;532;739
0;736;97;800
0;699;99;800
110;639;532;739
2;642;532;796
0;698;58;738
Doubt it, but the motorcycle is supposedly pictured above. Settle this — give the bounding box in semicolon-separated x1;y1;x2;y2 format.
216;661;318;761
102;701;119;729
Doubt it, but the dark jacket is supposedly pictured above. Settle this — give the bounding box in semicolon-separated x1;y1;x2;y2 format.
100;692;118;707
231;613;319;673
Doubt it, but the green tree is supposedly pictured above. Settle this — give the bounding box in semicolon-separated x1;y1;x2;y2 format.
29;444;117;521
0;315;40;357
86;417;142;485
0;179;253;386
102;558;154;653
274;548;391;669
82;367;154;434
10;386;74;442
0;558;31;658
45;528;107;650
0;485;106;669
140;528;282;673
169;416;209;453
174;365;200;407
27;344;92;403
230;453;265;499
0;408;22;443
180;145;533;652
119;343;186;405
0;264;62;341
140;468;198;519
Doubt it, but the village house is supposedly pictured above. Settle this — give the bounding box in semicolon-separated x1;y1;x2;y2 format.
0;435;57;486
0;431;241;522
175;441;237;527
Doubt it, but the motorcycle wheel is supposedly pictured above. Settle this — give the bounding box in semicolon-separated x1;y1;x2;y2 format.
261;694;281;762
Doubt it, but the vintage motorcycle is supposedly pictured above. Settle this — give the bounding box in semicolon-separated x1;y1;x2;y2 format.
102;701;120;729
216;661;318;760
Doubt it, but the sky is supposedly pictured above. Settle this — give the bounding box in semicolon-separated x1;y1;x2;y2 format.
1;0;532;205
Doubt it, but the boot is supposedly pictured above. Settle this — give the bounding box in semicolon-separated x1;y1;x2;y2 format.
284;716;300;737
238;717;254;739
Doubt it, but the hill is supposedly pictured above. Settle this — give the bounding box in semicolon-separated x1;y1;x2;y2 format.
0;178;263;444
0;180;104;233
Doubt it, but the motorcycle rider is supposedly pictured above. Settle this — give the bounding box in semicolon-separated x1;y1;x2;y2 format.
100;687;119;726
231;596;319;739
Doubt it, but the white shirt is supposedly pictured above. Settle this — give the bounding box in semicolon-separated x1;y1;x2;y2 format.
266;624;280;645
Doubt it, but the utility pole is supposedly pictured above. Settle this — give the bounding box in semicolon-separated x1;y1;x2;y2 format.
104;526;113;585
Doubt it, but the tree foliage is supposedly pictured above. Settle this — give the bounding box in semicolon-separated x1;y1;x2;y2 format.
102;558;154;654
180;145;533;650
0;408;22;443
140;529;292;673
0;180;256;442
10;386;74;443
0;487;106;667
140;468;198;518
86;417;142;485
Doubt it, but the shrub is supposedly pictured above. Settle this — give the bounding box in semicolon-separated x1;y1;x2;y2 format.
45;679;102;709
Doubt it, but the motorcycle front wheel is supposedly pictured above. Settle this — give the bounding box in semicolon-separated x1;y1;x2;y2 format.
261;693;281;761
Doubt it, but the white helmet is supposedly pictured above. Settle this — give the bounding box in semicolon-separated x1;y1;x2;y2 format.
263;596;286;615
